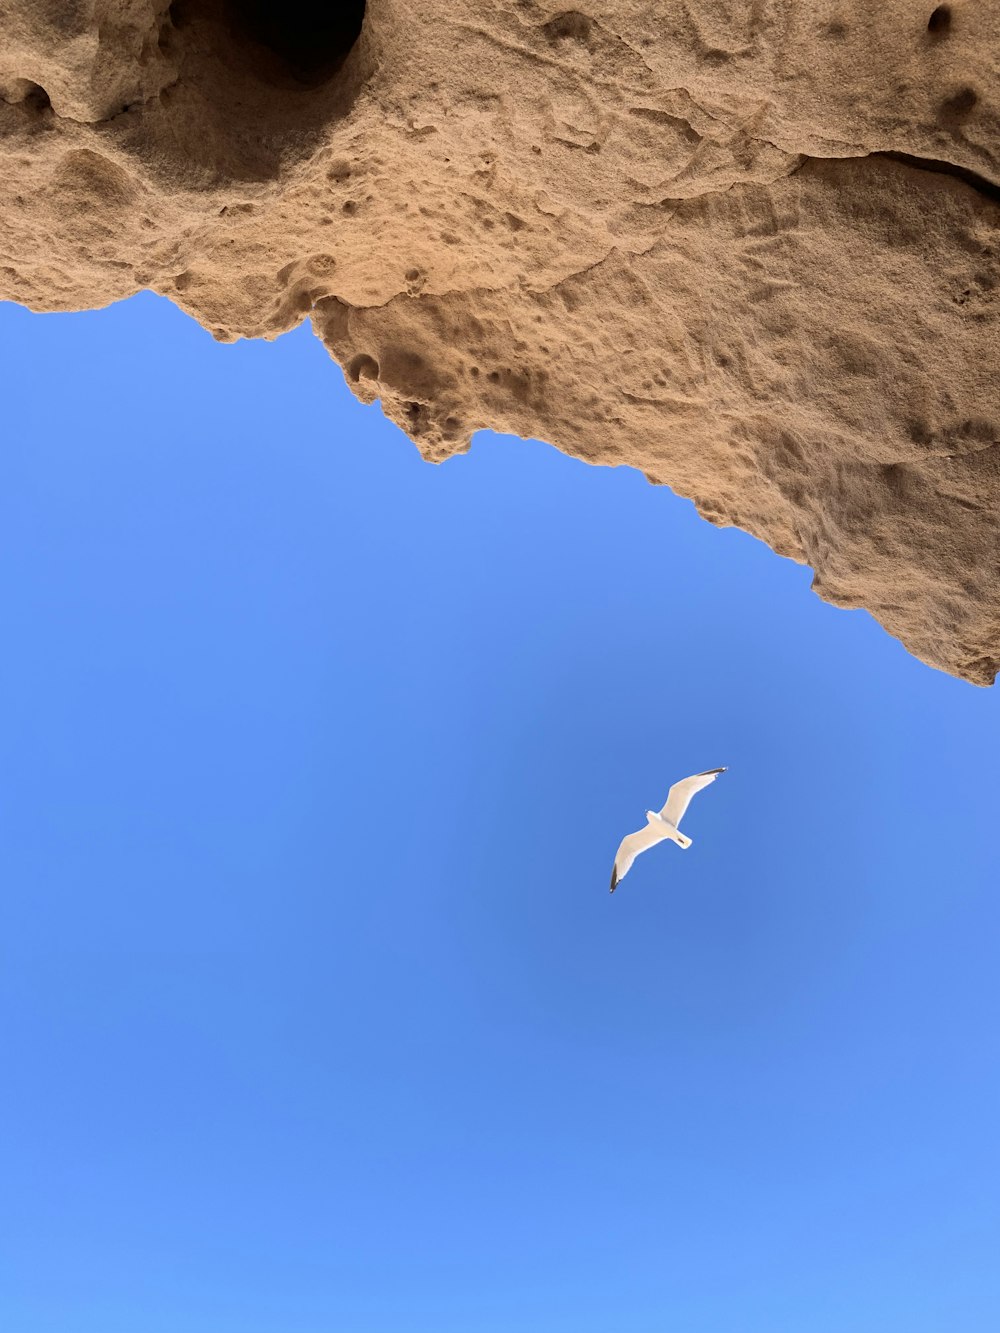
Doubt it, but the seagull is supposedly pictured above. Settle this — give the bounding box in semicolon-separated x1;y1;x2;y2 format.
610;768;727;892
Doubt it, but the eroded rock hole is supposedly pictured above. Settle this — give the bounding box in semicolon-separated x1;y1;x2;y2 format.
347;353;379;382
543;12;593;46
224;1;366;80
5;80;52;112
26;82;52;111
927;5;952;37
939;85;979;124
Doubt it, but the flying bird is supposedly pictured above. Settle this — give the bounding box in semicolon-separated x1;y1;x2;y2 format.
610;768;727;892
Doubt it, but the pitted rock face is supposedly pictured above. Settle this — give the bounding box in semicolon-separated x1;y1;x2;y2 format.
1;0;998;682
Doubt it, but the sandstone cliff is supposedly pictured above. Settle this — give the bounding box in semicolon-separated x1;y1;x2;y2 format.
2;1;998;680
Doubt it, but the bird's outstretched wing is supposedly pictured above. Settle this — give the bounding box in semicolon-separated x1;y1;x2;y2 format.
660;767;727;828
610;823;665;893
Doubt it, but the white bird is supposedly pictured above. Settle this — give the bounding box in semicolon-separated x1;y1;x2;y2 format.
610;768;727;892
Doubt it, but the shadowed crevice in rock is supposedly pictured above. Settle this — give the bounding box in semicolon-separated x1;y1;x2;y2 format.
877;151;1000;204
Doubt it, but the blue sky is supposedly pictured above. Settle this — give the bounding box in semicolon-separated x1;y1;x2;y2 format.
2;293;999;1333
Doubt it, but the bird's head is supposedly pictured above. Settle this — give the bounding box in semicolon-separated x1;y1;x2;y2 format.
645;809;662;823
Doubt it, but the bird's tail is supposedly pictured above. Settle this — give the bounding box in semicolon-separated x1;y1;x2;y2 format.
675;832;692;850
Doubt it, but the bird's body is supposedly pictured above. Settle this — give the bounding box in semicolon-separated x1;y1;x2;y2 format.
610;768;726;892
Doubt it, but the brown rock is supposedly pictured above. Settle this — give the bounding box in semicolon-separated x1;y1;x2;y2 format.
1;1;998;681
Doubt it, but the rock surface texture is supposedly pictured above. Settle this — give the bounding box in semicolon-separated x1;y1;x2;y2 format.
1;1;998;681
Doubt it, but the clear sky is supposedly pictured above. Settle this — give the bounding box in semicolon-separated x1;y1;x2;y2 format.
2;293;999;1333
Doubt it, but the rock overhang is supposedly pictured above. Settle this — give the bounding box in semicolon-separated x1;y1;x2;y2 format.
0;0;997;682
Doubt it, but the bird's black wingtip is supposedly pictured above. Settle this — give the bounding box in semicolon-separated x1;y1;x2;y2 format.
609;868;618;893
